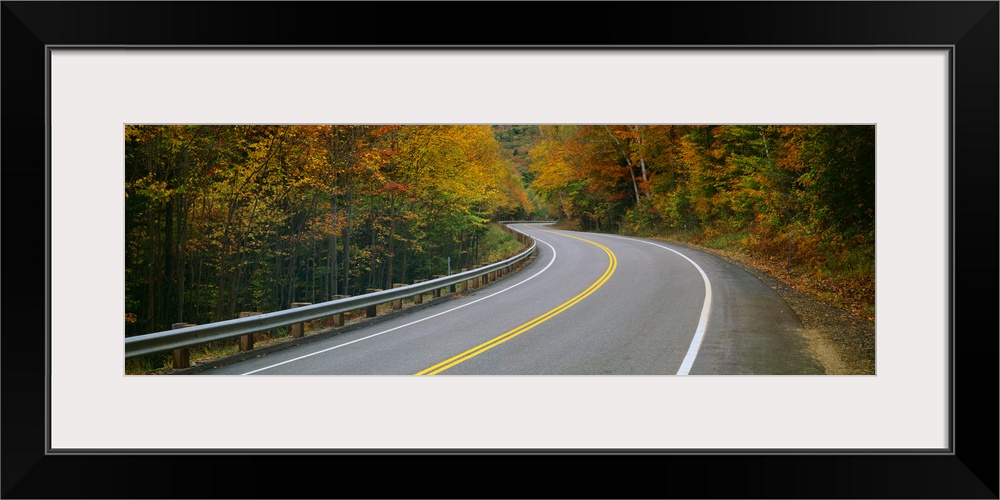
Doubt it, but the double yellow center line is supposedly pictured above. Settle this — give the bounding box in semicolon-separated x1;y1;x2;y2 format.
415;230;617;375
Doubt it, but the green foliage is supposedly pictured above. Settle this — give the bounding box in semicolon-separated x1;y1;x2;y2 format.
527;124;875;294
799;125;876;239
125;125;537;337
477;224;524;264
126;123;874;337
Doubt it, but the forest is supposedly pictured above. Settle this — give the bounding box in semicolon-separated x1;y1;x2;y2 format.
126;124;875;339
125;125;537;337
526;124;875;317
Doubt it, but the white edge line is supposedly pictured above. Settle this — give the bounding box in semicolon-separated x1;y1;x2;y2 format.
598;233;713;375
240;234;558;375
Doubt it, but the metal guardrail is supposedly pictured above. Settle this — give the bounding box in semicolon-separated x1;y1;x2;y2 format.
124;221;555;361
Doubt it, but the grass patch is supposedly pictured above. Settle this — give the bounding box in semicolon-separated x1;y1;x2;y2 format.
476;224;526;265
125;353;171;374
698;230;750;251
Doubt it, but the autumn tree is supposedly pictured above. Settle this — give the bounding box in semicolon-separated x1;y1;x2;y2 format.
125;125;534;336
526;123;875;283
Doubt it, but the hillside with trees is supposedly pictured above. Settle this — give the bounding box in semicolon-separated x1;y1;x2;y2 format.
126;123;876;339
492;125;546;220
526;125;876;318
125;125;533;337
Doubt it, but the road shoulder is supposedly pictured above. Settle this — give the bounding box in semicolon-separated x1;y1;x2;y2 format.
689;246;876;375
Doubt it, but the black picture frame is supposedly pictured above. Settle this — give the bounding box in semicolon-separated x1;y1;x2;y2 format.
3;2;996;498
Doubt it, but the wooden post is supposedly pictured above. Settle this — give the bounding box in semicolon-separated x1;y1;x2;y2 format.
461;268;469;291
392;284;406;310
431;276;443;297
365;288;382;317
237;312;261;351
413;280;426;304
331;295;349;326
171;322;196;369
290;302;311;338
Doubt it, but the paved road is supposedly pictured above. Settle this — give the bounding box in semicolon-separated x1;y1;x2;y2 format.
202;224;823;375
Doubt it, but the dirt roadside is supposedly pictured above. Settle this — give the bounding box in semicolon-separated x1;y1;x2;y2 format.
692;245;876;375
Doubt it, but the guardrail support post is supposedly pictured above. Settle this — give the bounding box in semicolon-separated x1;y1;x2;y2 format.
290;302;311;338
431;276;444;297
392;284;406;310
123;225;546;366
237;312;261;351
171;322;196;369
413;280;427;304
331;295;349;326
365;289;382;317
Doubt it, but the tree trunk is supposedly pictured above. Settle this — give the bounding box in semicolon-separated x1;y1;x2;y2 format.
329;193;338;297
385;194;397;289
176;198;187;323
605;126;642;204
369;208;379;288
634;126;650;189
342;186;353;295
230;251;245;319
176;151;190;323
629;165;641;204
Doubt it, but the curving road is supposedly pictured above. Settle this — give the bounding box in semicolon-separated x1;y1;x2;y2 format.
202;223;823;376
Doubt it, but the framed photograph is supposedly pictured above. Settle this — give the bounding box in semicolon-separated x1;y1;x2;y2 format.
4;2;996;498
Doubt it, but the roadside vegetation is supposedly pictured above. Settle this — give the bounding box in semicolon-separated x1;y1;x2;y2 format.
530;125;875;321
126;125;536;339
126;123;876;374
125;222;527;374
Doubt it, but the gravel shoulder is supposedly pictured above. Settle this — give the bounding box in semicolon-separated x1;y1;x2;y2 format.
553;222;877;375
690;245;876;375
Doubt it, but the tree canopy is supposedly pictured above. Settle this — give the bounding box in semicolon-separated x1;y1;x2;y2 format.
527;124;875;284
125;125;535;337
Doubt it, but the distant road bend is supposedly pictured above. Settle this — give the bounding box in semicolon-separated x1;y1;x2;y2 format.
205;223;823;375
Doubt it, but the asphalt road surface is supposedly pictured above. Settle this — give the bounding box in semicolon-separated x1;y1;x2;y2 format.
202;223;824;375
